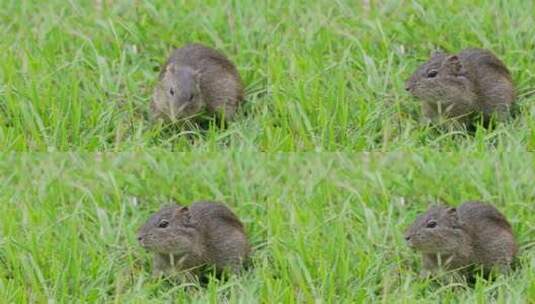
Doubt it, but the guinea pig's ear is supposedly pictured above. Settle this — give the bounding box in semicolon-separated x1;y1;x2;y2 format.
445;55;463;74
165;62;178;75
173;206;191;222
175;206;188;214
446;207;461;227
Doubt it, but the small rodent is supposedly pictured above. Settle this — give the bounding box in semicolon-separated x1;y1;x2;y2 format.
137;201;250;277
405;201;517;277
406;48;515;126
151;43;244;121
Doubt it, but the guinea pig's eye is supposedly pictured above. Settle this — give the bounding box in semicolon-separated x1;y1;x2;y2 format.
169;88;175;96
158;220;169;228
426;221;437;228
426;70;438;78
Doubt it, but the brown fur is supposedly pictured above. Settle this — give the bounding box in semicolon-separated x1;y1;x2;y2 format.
151;43;244;121
406;48;515;127
137;201;250;277
405;201;517;276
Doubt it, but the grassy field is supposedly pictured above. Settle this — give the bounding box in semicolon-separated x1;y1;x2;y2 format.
0;152;533;302
0;0;534;150
1;0;534;303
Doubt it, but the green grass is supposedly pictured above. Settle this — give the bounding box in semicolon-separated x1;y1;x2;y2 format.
0;0;534;150
0;152;533;302
1;0;534;302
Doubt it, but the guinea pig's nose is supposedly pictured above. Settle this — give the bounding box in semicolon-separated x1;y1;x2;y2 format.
404;235;411;241
405;85;411;92
137;236;143;242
